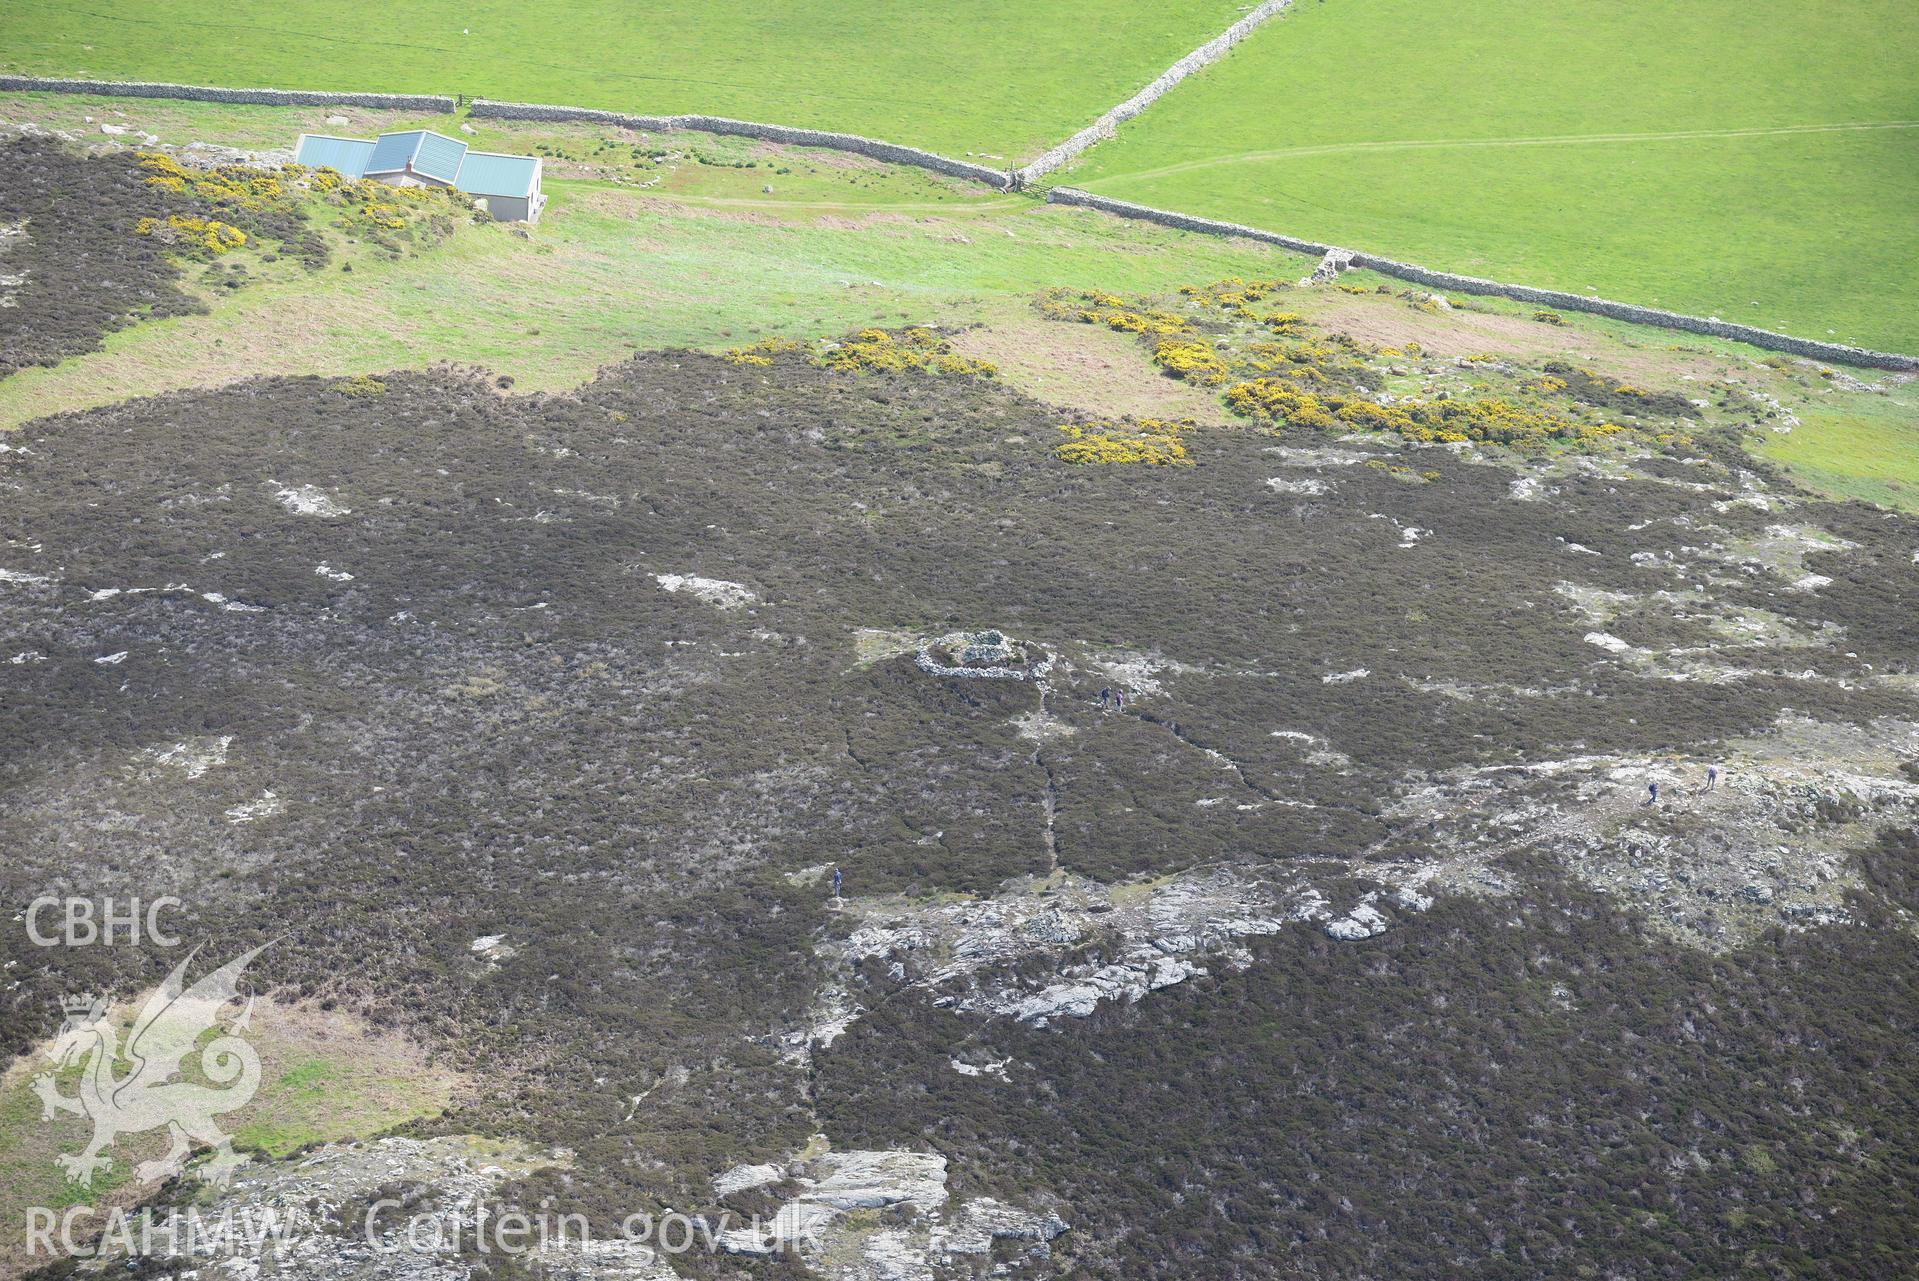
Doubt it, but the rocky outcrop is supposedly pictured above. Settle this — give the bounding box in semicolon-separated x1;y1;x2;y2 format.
55;1136;683;1280
794;866;1424;1047
653;572;757;609
713;1147;1067;1277
1326;900;1389;940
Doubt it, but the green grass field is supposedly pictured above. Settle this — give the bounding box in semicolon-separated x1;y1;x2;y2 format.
0;95;1318;429
1759;405;1919;511
0;0;1244;160
1067;0;1919;354
3;92;1914;513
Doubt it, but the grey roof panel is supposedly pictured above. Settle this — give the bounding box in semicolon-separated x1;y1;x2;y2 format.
412;131;469;184
365;130;425;175
294;134;376;179
456;151;540;199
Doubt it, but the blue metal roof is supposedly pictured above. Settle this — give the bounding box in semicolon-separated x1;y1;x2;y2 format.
294;128;540;206
411;131;468;184
363;129;425;175
456;151;540;199
294;134;376;179
365;130;469;183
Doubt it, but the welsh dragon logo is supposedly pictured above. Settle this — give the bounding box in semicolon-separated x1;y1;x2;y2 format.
33;943;270;1188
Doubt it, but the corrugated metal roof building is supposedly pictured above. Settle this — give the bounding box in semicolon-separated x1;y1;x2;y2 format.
294;128;545;222
454;151;544;224
364;130;468;185
291;134;375;179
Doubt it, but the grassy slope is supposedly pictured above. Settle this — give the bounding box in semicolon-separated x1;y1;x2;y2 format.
1759;404;1919;510
0;0;1244;159
2;94;1914;513
0;103;1312;428
1067;0;1919;353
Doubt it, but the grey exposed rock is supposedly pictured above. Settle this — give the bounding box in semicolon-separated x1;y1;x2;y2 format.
1327;901;1390;941
713;1161;785;1197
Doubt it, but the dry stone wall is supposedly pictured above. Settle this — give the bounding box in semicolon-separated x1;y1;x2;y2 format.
468;99;1014;189
0;75;454;113
4;73;1906;369
1046;188;1919;371
1015;0;1294;187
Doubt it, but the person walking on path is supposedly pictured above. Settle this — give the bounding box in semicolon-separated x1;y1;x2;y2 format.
1705;765;1718;792
1099;686;1111;709
1113;690;1125;713
1646;779;1659;806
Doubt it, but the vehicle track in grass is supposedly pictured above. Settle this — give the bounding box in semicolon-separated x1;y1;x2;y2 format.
1084;119;1919;185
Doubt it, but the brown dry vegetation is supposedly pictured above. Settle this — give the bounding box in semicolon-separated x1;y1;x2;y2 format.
947;308;1228;421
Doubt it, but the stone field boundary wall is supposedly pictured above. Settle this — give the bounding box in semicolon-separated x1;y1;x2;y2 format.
5;73;1912;368
1047;188;1919;371
468;99;1015;190
0;75;455;113
1015;0;1294;187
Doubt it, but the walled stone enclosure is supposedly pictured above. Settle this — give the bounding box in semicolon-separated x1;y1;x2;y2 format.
915;630;1051;681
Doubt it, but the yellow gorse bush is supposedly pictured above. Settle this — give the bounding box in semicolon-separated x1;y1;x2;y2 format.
132;153;471;264
721;330;993;376
134;214;247;255
1263;311;1310;337
722;337;809;366
1055;418;1199;467
335;177;462;231
1179;276;1293;316
813;328;996;378
1225;378;1629;448
1152;337;1230;386
137;152;286;212
1035;289;1189;336
1364;459;1443;484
